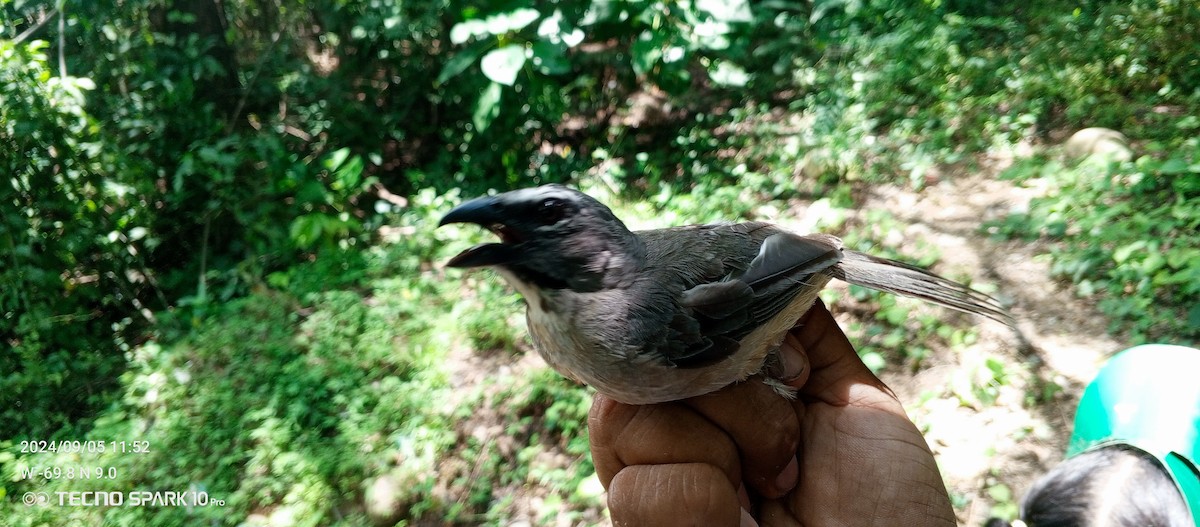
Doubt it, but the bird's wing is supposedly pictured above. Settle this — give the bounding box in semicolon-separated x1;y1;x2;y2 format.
638;224;843;368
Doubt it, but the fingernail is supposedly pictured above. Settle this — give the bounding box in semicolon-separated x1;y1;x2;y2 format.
740;507;759;527
779;351;806;382
774;456;799;492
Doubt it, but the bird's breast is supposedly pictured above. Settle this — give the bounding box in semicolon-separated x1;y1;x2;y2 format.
498;259;813;405
492;267;596;383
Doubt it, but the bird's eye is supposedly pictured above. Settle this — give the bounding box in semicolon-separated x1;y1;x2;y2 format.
536;198;567;224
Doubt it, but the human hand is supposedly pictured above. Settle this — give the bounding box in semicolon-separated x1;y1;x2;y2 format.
588;299;956;526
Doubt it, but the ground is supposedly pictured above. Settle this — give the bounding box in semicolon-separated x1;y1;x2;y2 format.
861;156;1126;525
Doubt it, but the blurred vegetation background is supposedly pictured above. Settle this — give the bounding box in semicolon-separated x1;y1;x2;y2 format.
2;0;1198;525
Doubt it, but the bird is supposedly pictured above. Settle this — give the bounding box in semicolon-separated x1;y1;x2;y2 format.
439;184;1014;405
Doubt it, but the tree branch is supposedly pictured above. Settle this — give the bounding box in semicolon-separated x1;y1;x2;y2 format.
57;5;67;77
13;6;58;45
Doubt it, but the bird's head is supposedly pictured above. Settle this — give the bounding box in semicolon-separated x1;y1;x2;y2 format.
438;184;641;292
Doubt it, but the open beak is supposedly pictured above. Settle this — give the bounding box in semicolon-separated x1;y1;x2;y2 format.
439;196;521;268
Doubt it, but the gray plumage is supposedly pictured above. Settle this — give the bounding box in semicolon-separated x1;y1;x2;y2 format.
439;184;1013;404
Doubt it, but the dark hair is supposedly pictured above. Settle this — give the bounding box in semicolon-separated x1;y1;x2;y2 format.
985;445;1193;527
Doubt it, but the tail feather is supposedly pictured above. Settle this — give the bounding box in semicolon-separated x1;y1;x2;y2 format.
830;250;1015;327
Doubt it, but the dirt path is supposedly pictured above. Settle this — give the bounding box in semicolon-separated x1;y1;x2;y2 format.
854;158;1128;525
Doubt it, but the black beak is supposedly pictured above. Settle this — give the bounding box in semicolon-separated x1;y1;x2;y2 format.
439;195;520;268
438;196;502;228
444;242;518;268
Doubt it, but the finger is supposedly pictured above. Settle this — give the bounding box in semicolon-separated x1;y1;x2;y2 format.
684;380;800;498
608;463;746;527
589;394;635;486
589;394;742;489
775;330;811;388
788;299;890;403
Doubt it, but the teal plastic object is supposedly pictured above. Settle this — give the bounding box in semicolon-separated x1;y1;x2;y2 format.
1067;344;1200;524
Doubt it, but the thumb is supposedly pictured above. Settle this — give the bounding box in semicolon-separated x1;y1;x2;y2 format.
782;299;889;401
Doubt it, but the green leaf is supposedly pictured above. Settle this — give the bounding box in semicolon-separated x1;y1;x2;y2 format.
297;180;330;205
290;214;326;248
326;147;351;171
1171;172;1200;195
709;60;749;86
1140;252;1165;274
436;41;487;85
631;32;663;77
176;153;195;181
658;65;693;95
473;82;503;131
985;357;1006;380
1166;248;1200;269
810;0;840;23
485;8;540;35
697;0;753;22
449;19;488;45
859;351;886;373
451;8;542;44
531;41;570;75
1160;157;1190;174
481;45;526;85
331;153;364;192
1112;241;1146;264
694;27;731;51
72;77;96;90
537;10;585;47
986;483;1012;502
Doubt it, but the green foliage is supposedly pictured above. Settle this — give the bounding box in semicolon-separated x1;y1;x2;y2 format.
459;278;524;354
492;368;599;517
1;38;134;440
778;0;1200;185
426;0;784;192
442;0;755;101
2;225;460;525
985;479;1020;520
2;1;377;440
992;140;1200;343
951;354;1012;408
6;0;1200;523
